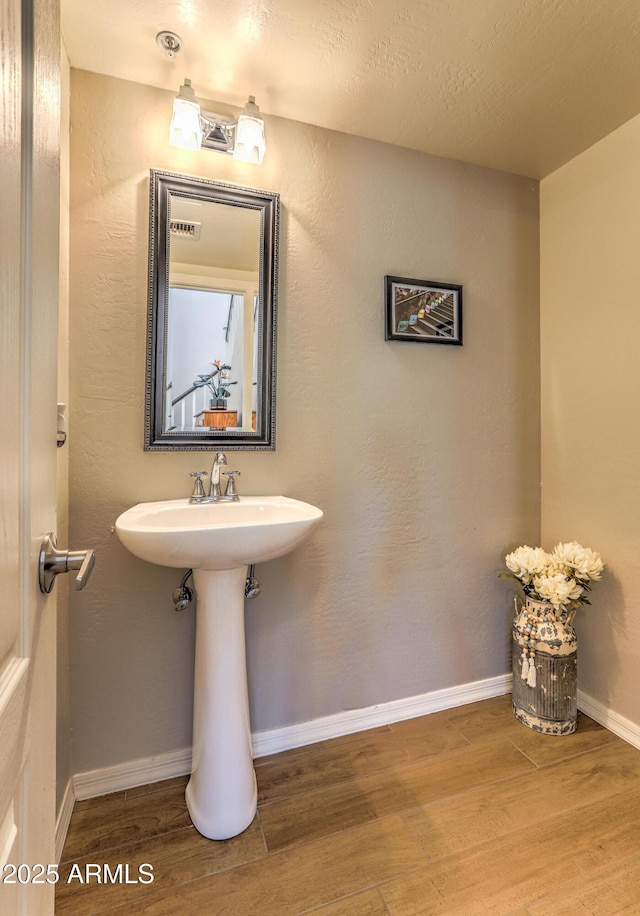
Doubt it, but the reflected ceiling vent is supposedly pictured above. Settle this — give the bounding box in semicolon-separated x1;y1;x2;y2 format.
169;219;201;240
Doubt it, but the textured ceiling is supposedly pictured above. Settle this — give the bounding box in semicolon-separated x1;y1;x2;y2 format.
61;0;640;178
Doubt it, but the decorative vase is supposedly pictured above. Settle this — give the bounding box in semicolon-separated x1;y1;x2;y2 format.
512;596;577;735
210;399;227;409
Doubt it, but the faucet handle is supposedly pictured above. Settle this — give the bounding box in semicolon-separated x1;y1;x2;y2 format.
222;469;241;500
189;471;209;503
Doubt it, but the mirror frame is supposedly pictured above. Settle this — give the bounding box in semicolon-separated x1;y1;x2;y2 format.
145;169;279;450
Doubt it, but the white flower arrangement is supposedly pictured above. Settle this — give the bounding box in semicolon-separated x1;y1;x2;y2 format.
502;541;604;612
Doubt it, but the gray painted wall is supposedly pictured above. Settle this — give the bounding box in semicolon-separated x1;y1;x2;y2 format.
68;70;540;774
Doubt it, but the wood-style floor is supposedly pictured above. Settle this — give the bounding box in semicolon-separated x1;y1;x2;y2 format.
56;694;640;915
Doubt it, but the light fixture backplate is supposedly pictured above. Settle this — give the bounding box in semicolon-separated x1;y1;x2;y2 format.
200;111;236;153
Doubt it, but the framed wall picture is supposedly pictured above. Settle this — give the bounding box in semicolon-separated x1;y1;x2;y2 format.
385;275;463;345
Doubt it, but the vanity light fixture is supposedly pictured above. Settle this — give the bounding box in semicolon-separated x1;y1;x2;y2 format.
169;79;267;163
157;33;266;163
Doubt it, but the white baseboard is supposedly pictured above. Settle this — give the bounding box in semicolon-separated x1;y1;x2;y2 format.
73;747;192;801
71;673;511;801
578;689;640;750
69;677;640;805
252;672;513;757
55;779;75;863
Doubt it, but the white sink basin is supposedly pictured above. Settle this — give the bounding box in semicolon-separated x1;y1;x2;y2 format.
115;495;323;570
115;492;323;840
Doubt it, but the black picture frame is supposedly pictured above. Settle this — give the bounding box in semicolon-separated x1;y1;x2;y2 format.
385;275;463;345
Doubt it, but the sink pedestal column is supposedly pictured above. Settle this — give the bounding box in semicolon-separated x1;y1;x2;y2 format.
186;566;257;840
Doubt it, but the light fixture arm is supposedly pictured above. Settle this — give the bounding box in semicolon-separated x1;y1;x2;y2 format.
176;78;197;104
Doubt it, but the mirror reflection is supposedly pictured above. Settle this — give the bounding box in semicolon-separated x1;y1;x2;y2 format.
145;171;279;450
167;198;260;433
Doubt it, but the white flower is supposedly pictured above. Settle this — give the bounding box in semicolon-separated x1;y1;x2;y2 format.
505;546;551;585
533;572;584;609
552;542;604;582
504;541;603;612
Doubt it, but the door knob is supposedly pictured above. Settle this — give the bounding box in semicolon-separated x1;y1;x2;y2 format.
38;532;96;594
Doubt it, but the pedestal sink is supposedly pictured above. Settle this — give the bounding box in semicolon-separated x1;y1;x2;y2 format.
115;496;323;839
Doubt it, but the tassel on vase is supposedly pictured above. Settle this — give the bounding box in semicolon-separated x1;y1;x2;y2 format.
527;657;537;688
520;650;529;680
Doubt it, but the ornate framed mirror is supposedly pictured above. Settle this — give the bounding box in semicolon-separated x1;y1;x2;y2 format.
145;170;279;450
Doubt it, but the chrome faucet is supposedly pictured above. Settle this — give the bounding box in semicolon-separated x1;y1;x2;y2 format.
209;452;227;500
209;452;241;502
188;453;240;503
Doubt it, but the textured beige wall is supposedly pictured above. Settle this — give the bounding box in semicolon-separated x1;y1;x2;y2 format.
69;70;540;774
541;115;640;723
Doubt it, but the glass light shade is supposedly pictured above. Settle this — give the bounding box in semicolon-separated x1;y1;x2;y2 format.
232;97;266;164
233;115;266;163
169;81;202;150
